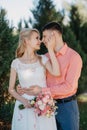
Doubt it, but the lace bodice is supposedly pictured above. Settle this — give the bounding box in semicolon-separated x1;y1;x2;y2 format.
11;55;48;99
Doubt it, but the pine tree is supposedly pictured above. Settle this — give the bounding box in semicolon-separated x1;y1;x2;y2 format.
69;4;87;54
32;0;63;31
0;8;18;106
69;5;81;41
79;23;87;53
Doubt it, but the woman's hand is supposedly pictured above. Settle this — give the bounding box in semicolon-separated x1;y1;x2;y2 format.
22;98;32;108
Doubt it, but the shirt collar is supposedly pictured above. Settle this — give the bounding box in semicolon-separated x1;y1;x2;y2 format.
56;43;68;56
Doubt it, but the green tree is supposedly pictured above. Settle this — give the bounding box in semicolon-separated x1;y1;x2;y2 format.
17;19;22;32
79;22;87;53
69;5;87;54
0;8;18;107
32;0;63;31
69;5;81;41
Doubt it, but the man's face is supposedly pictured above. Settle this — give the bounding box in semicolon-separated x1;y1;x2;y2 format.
42;30;52;48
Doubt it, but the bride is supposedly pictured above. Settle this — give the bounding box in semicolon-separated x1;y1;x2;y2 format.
8;28;60;130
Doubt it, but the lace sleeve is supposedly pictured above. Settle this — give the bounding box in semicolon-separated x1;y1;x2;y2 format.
11;59;18;71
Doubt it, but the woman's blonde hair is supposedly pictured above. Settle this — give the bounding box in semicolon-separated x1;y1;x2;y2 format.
16;28;39;58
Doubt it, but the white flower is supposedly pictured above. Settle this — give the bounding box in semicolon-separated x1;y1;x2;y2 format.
39;104;45;110
37;100;43;105
42;97;48;103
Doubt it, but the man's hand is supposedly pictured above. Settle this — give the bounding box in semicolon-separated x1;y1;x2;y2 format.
16;84;42;96
46;32;56;51
23;85;42;96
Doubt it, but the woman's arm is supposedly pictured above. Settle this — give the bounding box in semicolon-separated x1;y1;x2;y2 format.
8;68;31;108
45;49;60;76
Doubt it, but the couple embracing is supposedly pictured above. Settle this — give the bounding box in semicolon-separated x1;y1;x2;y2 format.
9;22;82;130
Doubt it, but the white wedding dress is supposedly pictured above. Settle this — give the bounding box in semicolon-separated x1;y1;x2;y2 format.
11;55;57;130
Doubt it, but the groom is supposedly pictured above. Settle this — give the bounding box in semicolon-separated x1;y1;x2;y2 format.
17;22;82;130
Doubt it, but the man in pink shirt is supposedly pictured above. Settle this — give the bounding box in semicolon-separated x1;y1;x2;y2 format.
17;22;82;130
40;22;82;130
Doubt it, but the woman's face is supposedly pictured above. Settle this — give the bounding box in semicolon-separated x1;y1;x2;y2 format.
28;31;41;50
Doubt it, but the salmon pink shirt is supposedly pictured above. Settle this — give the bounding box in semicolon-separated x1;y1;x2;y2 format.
42;43;82;99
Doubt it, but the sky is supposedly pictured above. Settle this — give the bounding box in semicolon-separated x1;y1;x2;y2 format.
0;0;73;27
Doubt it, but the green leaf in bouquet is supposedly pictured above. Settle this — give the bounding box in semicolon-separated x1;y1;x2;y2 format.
18;104;25;110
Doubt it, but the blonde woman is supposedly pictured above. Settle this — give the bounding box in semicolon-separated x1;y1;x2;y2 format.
8;28;60;130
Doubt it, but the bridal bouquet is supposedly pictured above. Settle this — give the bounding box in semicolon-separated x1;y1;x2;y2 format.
19;92;57;117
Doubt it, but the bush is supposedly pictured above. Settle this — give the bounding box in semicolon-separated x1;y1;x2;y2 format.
0;101;15;124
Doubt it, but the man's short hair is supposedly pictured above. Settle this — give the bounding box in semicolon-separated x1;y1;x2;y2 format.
42;22;63;34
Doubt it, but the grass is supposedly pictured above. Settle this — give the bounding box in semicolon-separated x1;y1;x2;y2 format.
78;93;87;130
79;102;87;130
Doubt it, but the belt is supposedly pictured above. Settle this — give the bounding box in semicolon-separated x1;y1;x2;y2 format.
55;95;76;103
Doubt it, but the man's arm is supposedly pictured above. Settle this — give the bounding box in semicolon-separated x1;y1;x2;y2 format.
16;84;42;96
